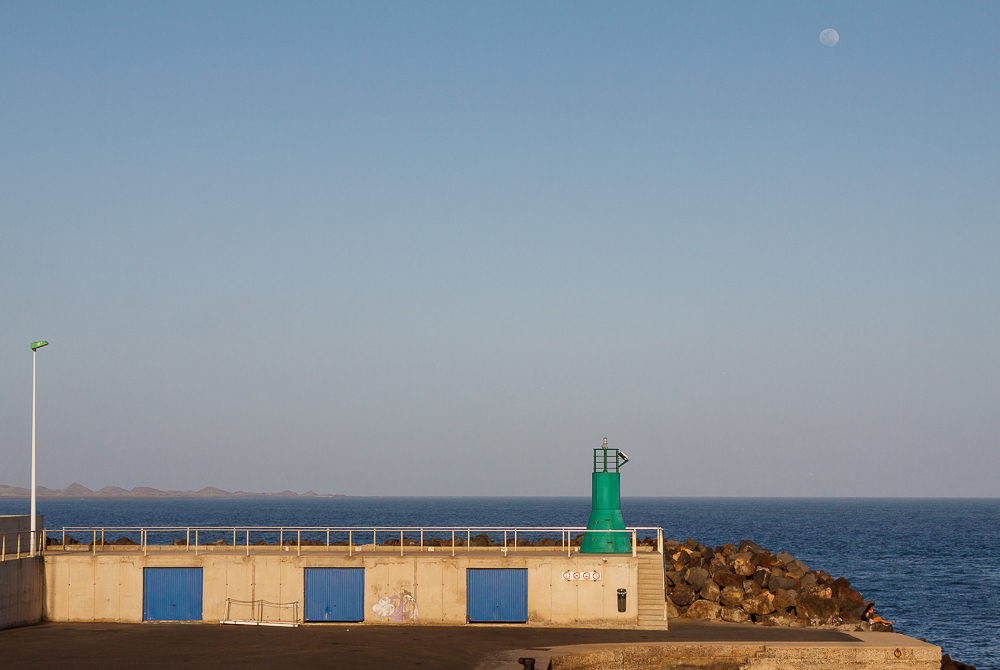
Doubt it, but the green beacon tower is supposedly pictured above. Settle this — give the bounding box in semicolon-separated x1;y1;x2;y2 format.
581;438;631;554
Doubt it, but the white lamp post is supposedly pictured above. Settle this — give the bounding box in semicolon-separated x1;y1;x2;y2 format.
30;340;48;556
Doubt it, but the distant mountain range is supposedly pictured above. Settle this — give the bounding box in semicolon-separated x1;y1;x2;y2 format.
0;483;345;499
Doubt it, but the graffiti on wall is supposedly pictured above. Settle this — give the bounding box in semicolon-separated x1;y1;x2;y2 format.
372;591;419;623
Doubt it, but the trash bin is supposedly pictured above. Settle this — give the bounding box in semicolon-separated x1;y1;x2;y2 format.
617;588;627;612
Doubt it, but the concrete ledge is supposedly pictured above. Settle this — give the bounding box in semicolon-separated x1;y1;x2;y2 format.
532;634;941;670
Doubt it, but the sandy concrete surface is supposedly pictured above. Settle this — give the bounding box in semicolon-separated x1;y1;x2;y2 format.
0;619;859;670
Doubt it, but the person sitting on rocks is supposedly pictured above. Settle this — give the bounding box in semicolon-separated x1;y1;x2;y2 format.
863;603;894;625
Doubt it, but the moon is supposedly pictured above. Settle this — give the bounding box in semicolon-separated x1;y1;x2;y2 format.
819;29;839;47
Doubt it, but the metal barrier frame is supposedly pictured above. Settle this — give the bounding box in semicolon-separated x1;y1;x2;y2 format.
222;598;300;627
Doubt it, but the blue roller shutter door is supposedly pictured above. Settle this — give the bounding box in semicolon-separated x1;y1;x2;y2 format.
304;567;365;622
467;568;528;623
143;568;203;621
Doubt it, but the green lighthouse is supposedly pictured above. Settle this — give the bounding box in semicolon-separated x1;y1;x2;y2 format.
581;438;632;554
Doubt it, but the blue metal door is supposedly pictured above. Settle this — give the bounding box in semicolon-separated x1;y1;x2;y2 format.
304;567;365;622
143;568;203;621
466;569;528;623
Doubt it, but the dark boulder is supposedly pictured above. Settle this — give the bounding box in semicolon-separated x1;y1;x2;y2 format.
771;588;799;612
741;593;776;616
699;581;721;603
803;585;834;600
840;604;866;622
685;567;711;590
941;654;977;670
719;586;744;608
769;575;798;591
664;571;684;587
796;593;838;621
832;582;864;606
775;551;795;565
753;567;771;588
713;569;743;588
708;556;729;573
785;559;809;578
666;599;680;619
738;540;769;556
669;584;698;607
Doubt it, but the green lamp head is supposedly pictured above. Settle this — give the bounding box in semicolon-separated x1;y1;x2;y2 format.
30;341;49;351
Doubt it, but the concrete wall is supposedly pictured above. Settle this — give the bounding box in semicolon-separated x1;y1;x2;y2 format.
0;556;44;630
546;639;942;670
43;549;640;627
0;515;43;558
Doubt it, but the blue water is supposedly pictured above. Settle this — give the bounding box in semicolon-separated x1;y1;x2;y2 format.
2;497;996;669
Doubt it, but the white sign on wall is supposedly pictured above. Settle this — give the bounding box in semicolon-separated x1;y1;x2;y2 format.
562;570;602;581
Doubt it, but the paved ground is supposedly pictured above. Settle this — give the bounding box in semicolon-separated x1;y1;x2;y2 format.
0;620;857;670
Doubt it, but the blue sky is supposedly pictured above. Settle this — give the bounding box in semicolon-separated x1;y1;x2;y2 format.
2;2;998;496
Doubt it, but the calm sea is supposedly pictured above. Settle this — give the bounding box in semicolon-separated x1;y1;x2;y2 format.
2;497;996;669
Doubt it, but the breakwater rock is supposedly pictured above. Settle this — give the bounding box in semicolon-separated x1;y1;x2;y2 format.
665;537;976;669
664;538;878;629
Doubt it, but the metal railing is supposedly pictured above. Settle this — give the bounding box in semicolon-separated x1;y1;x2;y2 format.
0;530;45;561
41;526;664;558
